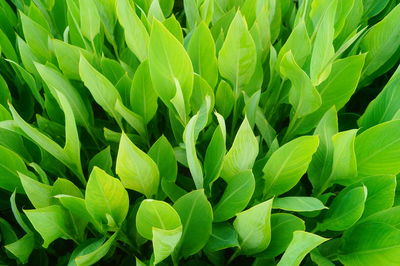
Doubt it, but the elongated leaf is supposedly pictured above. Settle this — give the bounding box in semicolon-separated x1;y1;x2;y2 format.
213;170;255;222
218;11;256;94
148;136;177;182
205;223;239;252
79;0;100;41
261;213;305;259
130;60;157;124
277;18;310;68
116;133;159;198
74;232;118;266
173;190;213;258
85;167;129;229
308;107;338;194
188;22;218;89
359;65;400;129
0;145;32;193
79;55;122;126
149;20;193;116
35;63;93;132
317;186;367;231
280;51;322;117
24;205;74;248
233;199;273;255
277;231;328;266
359;3;400;82
19;173;53;208
136;199;181;241
272;197;327;212
4;233;35;264
116;0;149;61
153;226;182;264
355;120;400;177
263;136;319;198
221;117;258;181
340;221;400;265
310;0;337;85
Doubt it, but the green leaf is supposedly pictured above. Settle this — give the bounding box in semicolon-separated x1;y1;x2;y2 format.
317;186;367;231
280;51;322;117
277;18;311;69
79;55;123;126
359;3;400;82
85;167;129;229
35;63;93;133
24;205;75;248
20;11;50;61
74;232;118;266
263;136;319;198
153;226;182;264
205;223;239;252
233;199;273;255
204;119;226;190
116;133;160;198
88;146;113;175
19;173;53;208
4;233;35;264
149;20;193;116
0;145;32;193
221;117;258;181
272;197;327;212
260;213;305;259
79;0;100;41
215;80;235;119
213;170;255;222
114;99;147;137
136;199;181;240
52;39;93;80
308;107;338;193
310;0;337;85
277;231;329;266
218;10;256;94
355;120;400;177
148;136;177;182
359;65;400;129
340;221;400;265
183;114;203;189
116;0;149;62
188;22;218;89
346;175;396;218
130;60;158;124
173;189;213;258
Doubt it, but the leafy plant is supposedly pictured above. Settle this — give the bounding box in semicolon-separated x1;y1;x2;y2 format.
0;0;400;265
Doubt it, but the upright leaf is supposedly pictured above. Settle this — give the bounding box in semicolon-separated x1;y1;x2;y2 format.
317;186;367;231
263;136;319;198
355;120;400;177
187;22;218;89
79;0;100;42
280;51;322;117
173;190;213;258
24;205;75;248
218;11;256;95
85;167;129;230
233;199;273;255
116;133;160;198
136;199;181;240
116;0;149;61
149;20;193;117
221;117;258;181
277;231;328;266
213;170;255;222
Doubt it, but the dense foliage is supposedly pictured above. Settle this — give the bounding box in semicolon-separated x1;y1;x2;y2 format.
0;0;400;265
